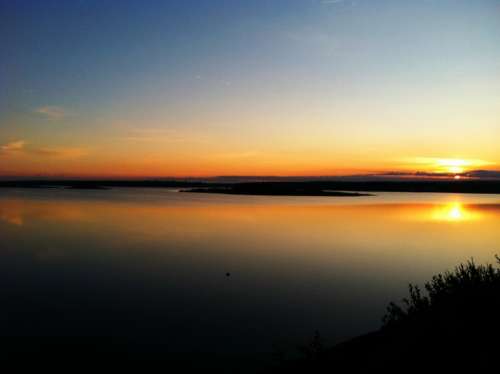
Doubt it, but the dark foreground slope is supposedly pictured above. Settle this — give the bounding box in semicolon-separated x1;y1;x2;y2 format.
271;257;500;372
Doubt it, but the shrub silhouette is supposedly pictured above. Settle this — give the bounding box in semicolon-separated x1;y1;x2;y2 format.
297;331;325;361
270;256;500;372
383;256;500;328
375;256;500;369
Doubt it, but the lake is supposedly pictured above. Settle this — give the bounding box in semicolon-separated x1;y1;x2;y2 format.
1;188;499;369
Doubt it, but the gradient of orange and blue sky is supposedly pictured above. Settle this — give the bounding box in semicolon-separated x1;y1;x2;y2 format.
1;0;499;178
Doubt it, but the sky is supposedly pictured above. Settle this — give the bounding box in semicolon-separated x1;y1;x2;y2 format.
1;0;499;178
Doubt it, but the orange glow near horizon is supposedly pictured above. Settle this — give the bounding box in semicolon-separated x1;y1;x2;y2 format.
401;157;496;176
1;1;499;180
0;126;498;179
436;159;470;174
1;150;498;178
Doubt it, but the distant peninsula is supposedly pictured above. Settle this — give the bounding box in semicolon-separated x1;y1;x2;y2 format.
182;187;373;197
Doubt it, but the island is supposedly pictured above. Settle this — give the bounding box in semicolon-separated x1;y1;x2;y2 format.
182;186;373;197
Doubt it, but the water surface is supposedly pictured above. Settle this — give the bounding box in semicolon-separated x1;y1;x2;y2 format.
1;188;499;367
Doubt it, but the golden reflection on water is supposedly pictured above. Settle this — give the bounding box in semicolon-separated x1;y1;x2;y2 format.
426;202;484;223
1;193;500;278
0;194;498;227
1;190;499;357
0;210;23;226
0;197;496;230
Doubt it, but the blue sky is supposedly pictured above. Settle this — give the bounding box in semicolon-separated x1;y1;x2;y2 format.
1;0;499;176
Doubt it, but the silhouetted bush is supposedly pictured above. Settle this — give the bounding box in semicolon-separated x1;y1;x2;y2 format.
375;256;500;369
383;256;500;327
270;256;500;372
297;331;325;361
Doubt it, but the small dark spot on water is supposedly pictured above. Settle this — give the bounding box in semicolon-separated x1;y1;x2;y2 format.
226;272;231;277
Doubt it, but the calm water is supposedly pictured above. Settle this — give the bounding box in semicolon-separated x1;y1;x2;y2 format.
1;188;500;366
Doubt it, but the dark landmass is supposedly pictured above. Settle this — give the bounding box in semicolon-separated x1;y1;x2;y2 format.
0;180;210;190
1;179;500;195
65;185;111;190
215;180;500;195
270;257;500;372
183;187;373;197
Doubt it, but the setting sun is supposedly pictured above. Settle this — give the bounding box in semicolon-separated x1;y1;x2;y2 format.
406;157;496;176
437;159;469;174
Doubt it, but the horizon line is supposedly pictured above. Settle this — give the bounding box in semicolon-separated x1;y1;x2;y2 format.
1;169;500;182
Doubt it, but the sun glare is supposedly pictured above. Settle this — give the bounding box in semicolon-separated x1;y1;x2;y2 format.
408;157;494;175
430;202;482;222
436;159;469;174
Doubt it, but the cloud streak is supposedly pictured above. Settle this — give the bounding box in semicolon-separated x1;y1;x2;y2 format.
320;0;347;5
1;140;87;159
122;128;209;144
35;106;67;120
209;150;261;160
31;147;88;158
403;157;495;172
1;140;26;153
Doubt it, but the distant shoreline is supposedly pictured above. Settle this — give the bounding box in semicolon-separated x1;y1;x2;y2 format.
1;180;500;195
181;187;373;197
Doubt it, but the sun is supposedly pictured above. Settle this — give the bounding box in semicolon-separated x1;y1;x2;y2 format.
449;166;464;174
436;159;468;174
408;157;494;175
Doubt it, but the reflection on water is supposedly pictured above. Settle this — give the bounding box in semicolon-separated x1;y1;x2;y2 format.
0;189;499;366
404;201;487;223
0;209;23;226
0;194;496;227
439;202;468;221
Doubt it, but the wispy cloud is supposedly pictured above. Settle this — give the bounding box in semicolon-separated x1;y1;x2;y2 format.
1;140;87;159
465;170;500;180
373;169;500;181
1;140;26;153
123;128;177;141
404;157;495;168
35;106;67;120
31;147;88;158
321;0;345;4
209;150;261;160
287;27;341;55
122;128;209;144
320;0;358;7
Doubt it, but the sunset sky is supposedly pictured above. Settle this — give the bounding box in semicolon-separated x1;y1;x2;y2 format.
1;0;499;178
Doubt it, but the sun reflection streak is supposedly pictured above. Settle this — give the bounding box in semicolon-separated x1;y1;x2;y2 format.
430;202;483;222
402;202;486;223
